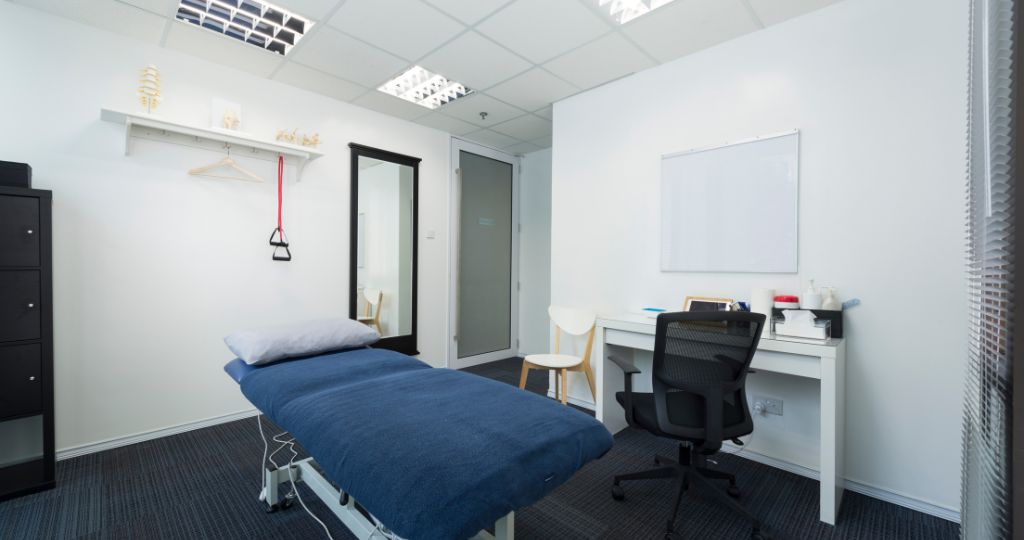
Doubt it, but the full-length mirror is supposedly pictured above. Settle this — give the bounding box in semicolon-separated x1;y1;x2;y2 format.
349;143;419;355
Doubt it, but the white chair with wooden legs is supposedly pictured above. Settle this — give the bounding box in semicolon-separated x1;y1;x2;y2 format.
357;288;383;334
519;306;597;405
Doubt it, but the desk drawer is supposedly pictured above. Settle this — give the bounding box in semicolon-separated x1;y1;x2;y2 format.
605;328;656;352
0;344;42;420
751;350;820;379
0;271;41;342
0;197;40;267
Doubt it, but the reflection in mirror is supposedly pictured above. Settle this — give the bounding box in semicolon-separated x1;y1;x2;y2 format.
349;143;420;356
355;157;414;338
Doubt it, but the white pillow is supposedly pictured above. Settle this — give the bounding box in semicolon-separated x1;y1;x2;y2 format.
224;318;380;366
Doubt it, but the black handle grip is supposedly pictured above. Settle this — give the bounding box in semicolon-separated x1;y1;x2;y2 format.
272;244;292;262
268;228;289;247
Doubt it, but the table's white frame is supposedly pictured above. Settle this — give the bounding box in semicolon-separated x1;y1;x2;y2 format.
593;314;846;525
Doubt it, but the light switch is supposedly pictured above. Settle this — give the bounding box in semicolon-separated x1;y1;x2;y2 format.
425;230;436;239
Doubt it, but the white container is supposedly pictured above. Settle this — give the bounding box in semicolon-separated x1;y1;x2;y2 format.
751;288;775;322
821;288;841;310
801;279;822;309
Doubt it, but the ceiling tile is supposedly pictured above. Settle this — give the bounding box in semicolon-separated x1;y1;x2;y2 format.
271;0;341;20
491;114;550;141
414;113;480;135
117;0;176;16
622;0;759;63
353;91;432;120
476;0;610;64
530;135;552;148
533;106;552;119
14;0;168;45
502;141;542;155
485;68;577;112
421;0;510;25
329;0;464;61
544;32;655;89
419;31;532;90
165;22;284;77
272;62;367;102
746;0;843;26
463;129;519;149
289;26;409;87
437;93;525;126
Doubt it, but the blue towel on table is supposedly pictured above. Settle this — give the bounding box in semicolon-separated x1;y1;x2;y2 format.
227;348;613;540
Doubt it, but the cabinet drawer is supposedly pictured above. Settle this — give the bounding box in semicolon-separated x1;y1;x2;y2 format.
0;197;40;267
0;344;42;420
0;271;41;342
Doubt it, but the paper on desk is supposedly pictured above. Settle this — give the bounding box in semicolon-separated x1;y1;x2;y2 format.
782;309;817;326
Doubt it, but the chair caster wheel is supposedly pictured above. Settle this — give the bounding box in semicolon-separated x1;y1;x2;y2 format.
728;485;741;498
611;484;625;501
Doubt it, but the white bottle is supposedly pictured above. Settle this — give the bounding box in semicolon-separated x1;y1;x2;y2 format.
821;287;841;310
801;279;822;310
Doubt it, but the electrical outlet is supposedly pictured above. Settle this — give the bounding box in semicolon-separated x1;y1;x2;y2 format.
753;395;783;416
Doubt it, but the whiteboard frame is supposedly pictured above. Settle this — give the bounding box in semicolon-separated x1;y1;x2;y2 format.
660;129;800;274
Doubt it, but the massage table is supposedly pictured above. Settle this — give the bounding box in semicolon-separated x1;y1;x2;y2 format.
224;347;613;540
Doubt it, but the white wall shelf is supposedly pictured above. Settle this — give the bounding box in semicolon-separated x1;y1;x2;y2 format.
100;108;324;181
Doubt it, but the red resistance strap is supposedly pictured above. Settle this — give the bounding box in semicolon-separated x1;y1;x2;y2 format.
269;155;291;261
277;155;284;232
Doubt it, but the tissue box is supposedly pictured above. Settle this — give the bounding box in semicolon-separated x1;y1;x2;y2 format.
773;318;831;340
772;308;843;338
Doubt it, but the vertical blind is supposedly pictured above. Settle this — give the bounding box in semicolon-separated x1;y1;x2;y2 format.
962;0;1016;537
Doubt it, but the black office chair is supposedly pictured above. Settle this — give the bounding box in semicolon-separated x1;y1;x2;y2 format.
609;311;769;540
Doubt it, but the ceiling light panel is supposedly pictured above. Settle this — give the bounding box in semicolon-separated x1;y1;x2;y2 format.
598;0;677;24
377;66;473;110
176;0;313;55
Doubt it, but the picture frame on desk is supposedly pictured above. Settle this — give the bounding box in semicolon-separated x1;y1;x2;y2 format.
683;296;734;312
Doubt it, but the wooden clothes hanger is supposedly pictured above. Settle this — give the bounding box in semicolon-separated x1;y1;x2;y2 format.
188;145;265;182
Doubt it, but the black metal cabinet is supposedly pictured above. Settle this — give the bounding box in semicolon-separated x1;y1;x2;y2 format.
0;186;54;501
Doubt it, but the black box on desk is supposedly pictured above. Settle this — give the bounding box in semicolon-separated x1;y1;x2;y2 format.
771;308;844;338
0;161;31;188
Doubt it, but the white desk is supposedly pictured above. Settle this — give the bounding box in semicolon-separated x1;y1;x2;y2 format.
593;314;846;525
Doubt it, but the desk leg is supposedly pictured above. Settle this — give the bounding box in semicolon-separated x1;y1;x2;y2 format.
819;345;846;525
595;327;629;434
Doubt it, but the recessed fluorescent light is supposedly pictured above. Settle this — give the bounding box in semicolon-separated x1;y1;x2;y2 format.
175;0;313;56
598;0;677;24
377;66;473;110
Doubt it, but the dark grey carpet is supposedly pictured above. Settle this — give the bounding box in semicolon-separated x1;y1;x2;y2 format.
0;357;959;540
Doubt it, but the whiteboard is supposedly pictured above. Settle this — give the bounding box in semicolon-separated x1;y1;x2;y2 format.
661;131;798;273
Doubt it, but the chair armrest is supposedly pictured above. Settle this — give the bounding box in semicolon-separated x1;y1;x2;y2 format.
609;354;640;375
609;354;640;428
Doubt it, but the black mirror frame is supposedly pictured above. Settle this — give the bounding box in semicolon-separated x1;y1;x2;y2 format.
348;143;421;356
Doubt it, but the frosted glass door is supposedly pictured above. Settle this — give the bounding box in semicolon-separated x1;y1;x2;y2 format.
458;151;513;358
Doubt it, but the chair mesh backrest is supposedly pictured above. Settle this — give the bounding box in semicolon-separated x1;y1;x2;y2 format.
655;314;762;390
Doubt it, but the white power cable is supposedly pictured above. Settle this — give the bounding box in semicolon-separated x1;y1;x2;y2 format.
256;414;269;501
283;438;336;540
258;415;403;540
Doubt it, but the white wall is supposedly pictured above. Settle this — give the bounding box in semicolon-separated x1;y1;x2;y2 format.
0;2;452;452
551;0;967;512
518;148;552;355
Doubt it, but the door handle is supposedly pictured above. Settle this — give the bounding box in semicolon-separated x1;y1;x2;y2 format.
453;167;462;344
